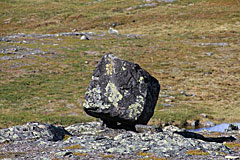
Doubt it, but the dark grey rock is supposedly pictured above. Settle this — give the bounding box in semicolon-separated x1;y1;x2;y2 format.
226;124;239;132
83;54;160;129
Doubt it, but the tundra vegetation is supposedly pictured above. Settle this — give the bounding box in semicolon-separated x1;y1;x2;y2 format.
0;0;240;129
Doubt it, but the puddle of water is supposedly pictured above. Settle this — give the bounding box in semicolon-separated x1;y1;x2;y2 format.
188;123;240;132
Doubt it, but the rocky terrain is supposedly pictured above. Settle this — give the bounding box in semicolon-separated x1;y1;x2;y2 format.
0;122;240;160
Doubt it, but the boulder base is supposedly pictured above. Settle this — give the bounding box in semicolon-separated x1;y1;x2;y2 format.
83;54;160;129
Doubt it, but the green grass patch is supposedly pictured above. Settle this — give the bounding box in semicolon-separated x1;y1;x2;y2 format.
0;0;240;128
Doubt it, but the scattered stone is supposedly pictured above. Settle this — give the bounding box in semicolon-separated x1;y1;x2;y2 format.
65;122;103;136
108;27;119;35
206;52;213;56
121;34;142;39
80;34;89;40
199;42;229;47
180;91;195;97
162;103;173;107
226;124;239;132
200;113;208;118
185;120;200;127
0;122;239;159
0;45;55;60
203;121;215;127
83;54;160;130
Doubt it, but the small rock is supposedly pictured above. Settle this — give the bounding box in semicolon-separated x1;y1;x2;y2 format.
226;124;239;132
162;103;173;107
199;42;228;47
108;27;119;35
206;52;213;56
202;121;215;127
80;34;89;40
200;113;207;118
225;155;240;160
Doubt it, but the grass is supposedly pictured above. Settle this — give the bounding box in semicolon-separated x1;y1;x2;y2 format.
224;142;240;151
65;144;83;150
0;0;240;128
186;150;209;156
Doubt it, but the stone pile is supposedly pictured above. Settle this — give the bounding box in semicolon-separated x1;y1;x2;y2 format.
0;122;239;160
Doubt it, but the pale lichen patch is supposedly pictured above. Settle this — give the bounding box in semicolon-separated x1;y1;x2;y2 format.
139;76;144;83
105;57;115;75
83;85;110;109
128;95;144;120
106;63;113;75
104;82;123;108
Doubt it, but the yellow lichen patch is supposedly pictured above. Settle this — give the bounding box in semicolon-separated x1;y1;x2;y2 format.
186;150;209;156
137;151;152;156
101;154;115;158
63;134;70;141
73;152;88;156
105;82;123;108
65;144;83;150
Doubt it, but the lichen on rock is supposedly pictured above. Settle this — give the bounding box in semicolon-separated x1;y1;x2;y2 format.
128;96;144;120
104;82;123;108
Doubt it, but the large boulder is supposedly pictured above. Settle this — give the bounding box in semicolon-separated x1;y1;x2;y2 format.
83;54;160;130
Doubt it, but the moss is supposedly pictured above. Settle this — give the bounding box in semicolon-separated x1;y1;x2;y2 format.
224;142;240;148
186;150;209;156
137;151;152;156
101;154;115;158
63;134;70;141
65;144;83;150
136;152;166;160
73;152;88;156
